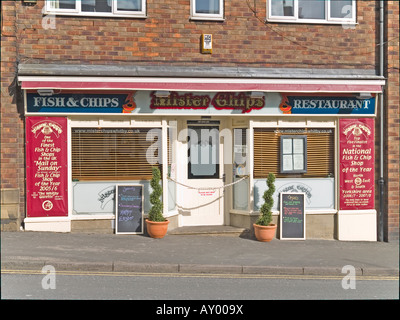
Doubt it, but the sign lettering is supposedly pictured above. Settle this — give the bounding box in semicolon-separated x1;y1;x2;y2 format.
279;94;375;115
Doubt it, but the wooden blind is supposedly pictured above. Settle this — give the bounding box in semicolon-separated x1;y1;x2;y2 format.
254;128;334;179
72;128;159;181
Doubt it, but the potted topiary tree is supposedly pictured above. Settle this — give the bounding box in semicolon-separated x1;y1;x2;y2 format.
253;172;277;242
146;166;169;238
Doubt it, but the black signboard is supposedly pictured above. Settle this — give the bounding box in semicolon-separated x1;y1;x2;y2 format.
280;192;305;240
115;184;143;234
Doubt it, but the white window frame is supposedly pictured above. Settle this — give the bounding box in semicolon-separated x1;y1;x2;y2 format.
45;0;147;18
267;0;356;25
191;0;224;21
280;135;307;174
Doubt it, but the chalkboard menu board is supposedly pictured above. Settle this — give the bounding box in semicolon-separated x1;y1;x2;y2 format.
115;184;143;234
280;192;305;240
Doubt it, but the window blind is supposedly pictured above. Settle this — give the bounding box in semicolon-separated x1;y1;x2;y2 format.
254;128;334;179
72;128;159;181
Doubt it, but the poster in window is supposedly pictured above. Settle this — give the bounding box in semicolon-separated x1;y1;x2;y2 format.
282;138;292;154
293;154;304;171
293;138;304;154
339;118;375;210
26;117;68;217
282;155;293;171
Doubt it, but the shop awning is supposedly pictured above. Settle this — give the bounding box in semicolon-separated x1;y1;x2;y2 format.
19;76;384;93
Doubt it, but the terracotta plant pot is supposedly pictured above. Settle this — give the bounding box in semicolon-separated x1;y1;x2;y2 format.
253;223;277;242
146;219;170;239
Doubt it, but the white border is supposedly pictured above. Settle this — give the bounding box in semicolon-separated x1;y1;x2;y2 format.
279;192;306;240
19;76;385;88
115;184;144;234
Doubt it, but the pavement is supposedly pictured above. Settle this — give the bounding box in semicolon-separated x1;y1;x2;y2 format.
1;228;399;277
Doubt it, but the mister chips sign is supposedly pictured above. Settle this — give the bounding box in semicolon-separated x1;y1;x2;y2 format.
27;91;265;114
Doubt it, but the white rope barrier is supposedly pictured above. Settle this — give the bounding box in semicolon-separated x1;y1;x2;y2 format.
167;175;249;191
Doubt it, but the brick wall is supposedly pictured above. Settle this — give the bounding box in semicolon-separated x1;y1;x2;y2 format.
1;1;25;230
14;0;379;69
385;1;399;241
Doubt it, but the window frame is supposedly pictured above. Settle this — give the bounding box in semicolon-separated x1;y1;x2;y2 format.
190;0;225;21
280;135;307;174
267;0;356;25
45;0;147;18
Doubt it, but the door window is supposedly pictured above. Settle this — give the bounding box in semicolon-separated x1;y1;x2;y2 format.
188;126;219;179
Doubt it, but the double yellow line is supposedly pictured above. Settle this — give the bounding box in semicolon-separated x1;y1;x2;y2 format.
2;269;398;281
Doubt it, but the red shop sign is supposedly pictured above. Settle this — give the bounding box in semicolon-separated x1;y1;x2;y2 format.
339;118;375;210
26;117;68;217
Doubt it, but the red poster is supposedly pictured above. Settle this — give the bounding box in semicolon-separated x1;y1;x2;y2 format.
339;118;375;210
26;117;68;217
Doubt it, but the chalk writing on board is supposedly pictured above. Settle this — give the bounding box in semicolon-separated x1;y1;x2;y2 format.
115;184;144;234
280;192;305;240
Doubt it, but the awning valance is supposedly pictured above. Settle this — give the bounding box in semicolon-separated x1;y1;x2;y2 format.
19;76;384;93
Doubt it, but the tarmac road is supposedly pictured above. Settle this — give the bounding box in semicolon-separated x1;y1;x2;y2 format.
2;269;398;300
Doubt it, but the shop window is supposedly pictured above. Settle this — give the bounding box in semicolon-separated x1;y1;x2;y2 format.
267;0;356;24
188;126;219;179
71;128;159;181
233;128;249;210
191;0;224;20
254;128;334;179
280;135;307;173
45;0;146;17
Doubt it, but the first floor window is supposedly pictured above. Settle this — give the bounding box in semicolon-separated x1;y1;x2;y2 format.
46;0;146;17
191;0;224;20
50;0;76;10
268;0;356;24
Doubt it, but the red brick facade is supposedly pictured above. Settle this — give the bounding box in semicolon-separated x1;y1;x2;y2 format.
3;1;381;68
1;0;398;240
385;1;399;241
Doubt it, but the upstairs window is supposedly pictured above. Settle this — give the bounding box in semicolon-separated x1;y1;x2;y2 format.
191;0;224;21
267;0;356;24
45;0;146;18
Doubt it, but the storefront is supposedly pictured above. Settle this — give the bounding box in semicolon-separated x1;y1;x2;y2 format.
19;75;384;240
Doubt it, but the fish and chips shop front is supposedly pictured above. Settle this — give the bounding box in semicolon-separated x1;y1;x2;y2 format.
20;73;384;240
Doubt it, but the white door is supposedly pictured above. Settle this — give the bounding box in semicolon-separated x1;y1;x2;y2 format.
180;124;224;226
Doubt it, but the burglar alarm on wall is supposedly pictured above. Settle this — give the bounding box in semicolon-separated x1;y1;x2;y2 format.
201;34;212;54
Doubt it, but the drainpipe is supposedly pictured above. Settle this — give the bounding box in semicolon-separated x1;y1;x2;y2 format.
378;0;385;242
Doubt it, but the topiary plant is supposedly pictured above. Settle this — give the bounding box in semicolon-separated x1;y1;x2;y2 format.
256;172;276;226
148;166;164;222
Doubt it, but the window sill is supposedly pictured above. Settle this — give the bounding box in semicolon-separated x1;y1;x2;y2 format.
44;11;148;19
190;16;225;22
266;18;357;26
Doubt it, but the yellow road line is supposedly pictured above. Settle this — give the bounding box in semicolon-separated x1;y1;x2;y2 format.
2;269;398;281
